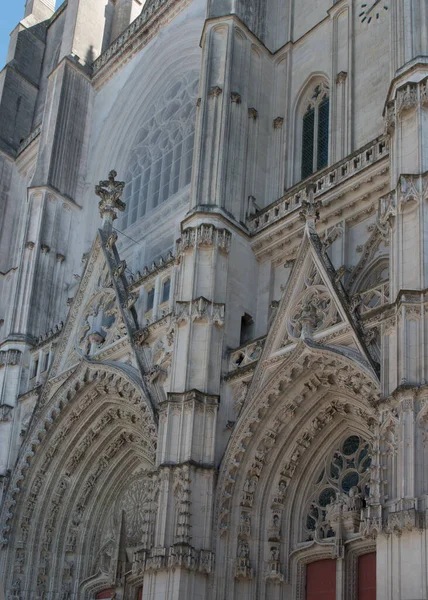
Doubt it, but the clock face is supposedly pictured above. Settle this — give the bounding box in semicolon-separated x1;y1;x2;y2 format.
359;1;388;23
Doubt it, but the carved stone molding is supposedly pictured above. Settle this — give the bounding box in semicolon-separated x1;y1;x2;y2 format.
0;363;157;548
386;508;425;534
174;297;225;327
133;545;215;575
0;350;21;368
384;76;428;133
163;389;220;409
176;223;232;255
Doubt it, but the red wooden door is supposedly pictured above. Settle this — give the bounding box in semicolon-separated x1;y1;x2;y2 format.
96;590;115;599
358;552;376;600
138;587;143;600
306;559;336;600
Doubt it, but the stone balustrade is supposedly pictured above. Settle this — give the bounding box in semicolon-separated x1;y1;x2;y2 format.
358;281;390;315
249;136;388;234
92;0;174;75
228;337;266;372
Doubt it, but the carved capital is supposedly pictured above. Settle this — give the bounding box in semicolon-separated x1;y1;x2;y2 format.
209;86;223;97
336;71;347;84
248;107;258;120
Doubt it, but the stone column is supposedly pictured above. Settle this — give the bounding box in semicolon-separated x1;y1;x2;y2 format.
190;17;269;223
376;54;428;600
135;221;231;600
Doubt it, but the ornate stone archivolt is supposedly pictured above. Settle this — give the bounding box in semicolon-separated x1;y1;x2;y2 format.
0;362;157;598
214;328;379;592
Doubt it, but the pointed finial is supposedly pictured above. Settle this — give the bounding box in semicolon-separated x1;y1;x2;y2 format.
299;183;321;230
95;170;126;229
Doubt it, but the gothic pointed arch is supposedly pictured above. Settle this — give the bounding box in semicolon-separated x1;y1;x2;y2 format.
214;339;380;597
0;361;158;598
213;220;380;597
292;73;331;184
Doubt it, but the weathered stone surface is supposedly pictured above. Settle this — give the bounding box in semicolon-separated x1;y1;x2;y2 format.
0;0;428;598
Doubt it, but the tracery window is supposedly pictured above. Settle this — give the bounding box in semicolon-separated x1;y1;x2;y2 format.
301;83;330;180
119;71;199;229
304;435;372;541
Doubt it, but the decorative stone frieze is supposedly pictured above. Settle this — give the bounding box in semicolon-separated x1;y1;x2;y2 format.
384;76;428;133
174;297;225;327
133;546;215;575
176;223;232;255
386;508;425;534
0;350;21;368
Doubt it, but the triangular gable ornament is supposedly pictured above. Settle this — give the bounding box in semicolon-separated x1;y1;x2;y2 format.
249;184;379;397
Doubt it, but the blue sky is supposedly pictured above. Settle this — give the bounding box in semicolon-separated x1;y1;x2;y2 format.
0;1;60;68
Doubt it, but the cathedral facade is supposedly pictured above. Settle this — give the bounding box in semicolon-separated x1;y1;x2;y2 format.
0;0;427;598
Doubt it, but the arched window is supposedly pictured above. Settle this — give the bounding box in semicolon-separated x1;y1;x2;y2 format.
119;71;199;229
301;82;330;180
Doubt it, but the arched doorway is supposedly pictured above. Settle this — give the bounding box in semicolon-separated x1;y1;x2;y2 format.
0;363;157;598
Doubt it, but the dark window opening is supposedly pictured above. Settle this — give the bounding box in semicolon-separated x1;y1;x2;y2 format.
240;313;254;345
301;107;315;180
317;96;329;170
301;93;330;180
32;358;39;379
161;278;171;304
147;288;155;311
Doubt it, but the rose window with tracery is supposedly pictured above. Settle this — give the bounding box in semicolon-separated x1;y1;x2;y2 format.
303;435;372;541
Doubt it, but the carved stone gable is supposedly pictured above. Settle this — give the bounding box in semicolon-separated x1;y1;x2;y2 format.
49;231;138;379
249;224;379;396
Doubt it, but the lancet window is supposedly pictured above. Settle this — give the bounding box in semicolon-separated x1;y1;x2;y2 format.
303;435;372;541
120;70;199;229
301;82;330;180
